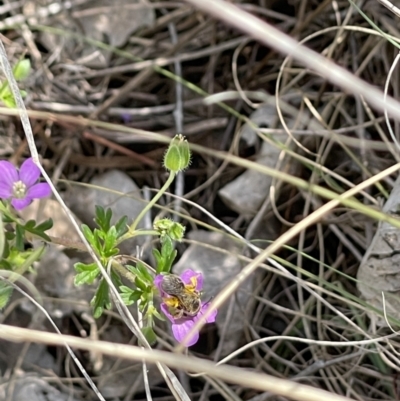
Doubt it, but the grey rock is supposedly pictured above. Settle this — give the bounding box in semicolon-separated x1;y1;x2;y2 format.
65;169;146;255
219;140;281;215
0;376;82;401
21;246;91;318
76;0;155;48
219;103;294;215
19;199;83;247
357;174;400;325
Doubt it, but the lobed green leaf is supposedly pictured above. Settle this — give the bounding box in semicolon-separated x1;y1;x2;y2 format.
74;262;100;285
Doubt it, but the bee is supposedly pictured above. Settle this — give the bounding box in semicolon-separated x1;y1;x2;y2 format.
160;274;202;319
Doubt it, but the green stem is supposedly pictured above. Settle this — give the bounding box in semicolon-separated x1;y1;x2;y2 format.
111;260;137;284
123;172;176;240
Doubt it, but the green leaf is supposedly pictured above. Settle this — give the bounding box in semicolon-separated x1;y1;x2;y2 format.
15;224;25;251
0;90;16;108
7;245;46;277
34;219;53;233
0;259;12;270
95;206;112;233
23;219;53;242
157;236;177;273
82;224;95;244
74;262;100;285
161;236;174;259
151;307;165;321
163;249;177;273
82;225;102;254
136;261;153;283
94;228;104;241
135;276;147;291
115;215;128;238
141;326;157;345
110;268;122;288
0;282;13;309
24;220;35;230
127;263;152;286
0;235;10;261
91;279;111;318
120;285;142;305
2;213;13;224
125;264;137;275
13;59;31;81
152;249;163;269
103;226;118;256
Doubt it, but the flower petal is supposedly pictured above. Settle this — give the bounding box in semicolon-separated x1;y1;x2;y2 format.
19;158;41;187
160;303;175;323
199;303;218;323
171;319;199;347
26;183;51;199
0;161;18;186
180;269;203;291
11;197;31;210
0;182;12;198
154;275;165;295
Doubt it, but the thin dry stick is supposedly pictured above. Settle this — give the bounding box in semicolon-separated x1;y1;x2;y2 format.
377;0;400;18
0;324;355;401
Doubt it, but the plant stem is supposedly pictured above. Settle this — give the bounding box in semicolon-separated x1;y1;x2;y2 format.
111;260;136;284
124;172;176;239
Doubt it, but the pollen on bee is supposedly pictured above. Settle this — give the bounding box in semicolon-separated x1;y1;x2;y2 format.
185;277;198;292
163;296;180;308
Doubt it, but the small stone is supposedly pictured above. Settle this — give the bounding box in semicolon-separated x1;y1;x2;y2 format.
64;169;146;255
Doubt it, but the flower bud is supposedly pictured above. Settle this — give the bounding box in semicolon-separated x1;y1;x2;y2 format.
154;218;185;242
163;134;191;173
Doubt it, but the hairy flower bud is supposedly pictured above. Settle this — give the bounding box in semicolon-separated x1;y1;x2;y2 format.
163;134;191;173
154;218;185;242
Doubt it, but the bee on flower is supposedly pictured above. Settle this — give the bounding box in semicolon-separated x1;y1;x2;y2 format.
154;269;217;347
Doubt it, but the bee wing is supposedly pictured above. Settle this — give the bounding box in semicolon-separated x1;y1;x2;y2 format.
161;274;185;295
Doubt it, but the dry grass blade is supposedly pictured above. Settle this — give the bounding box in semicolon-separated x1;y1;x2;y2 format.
0;324;356;401
377;0;400;18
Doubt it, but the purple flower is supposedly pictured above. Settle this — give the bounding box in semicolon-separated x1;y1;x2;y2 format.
0;158;51;210
155;269;217;347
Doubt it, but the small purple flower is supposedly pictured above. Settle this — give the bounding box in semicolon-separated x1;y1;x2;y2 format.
0;158;51;210
155;269;217;347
